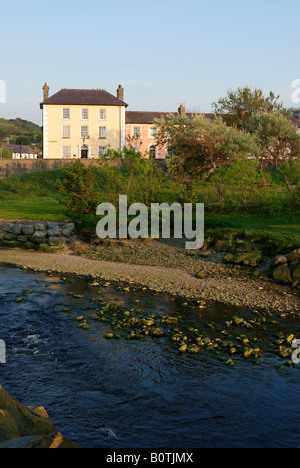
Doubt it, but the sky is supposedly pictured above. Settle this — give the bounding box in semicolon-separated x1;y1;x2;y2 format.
1;0;300;124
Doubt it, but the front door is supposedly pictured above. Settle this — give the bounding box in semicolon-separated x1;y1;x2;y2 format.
81;144;89;159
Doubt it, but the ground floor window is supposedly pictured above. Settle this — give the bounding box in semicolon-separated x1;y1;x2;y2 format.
62;145;71;158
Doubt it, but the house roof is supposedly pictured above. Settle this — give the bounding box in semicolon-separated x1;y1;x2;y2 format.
40;88;128;108
125;111;214;125
5;144;36;154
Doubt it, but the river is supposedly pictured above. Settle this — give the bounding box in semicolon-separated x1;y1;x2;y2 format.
0;265;299;448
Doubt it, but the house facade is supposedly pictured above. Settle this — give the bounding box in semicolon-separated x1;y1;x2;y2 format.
40;84;212;160
40;84;127;159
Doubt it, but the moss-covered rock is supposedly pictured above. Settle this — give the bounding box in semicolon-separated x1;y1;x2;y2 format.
273;264;293;283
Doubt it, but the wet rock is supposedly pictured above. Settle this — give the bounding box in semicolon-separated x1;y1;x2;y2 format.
0;387;79;448
0;433;80;448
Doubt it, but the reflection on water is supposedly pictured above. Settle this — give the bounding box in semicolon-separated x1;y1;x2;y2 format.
0;265;299;448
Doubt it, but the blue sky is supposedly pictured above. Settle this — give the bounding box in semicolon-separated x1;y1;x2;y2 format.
1;0;300;124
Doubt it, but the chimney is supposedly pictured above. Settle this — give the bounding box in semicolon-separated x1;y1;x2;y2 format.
178;104;186;116
43;83;50;101
117;84;124;102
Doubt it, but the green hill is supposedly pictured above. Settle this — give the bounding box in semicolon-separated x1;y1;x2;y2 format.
0;118;42;149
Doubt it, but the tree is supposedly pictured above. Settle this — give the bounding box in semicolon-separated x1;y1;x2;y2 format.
212;87;286;131
252;112;300;189
154;114;258;178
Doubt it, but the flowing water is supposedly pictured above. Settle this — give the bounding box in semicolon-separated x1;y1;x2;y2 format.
0;265;300;448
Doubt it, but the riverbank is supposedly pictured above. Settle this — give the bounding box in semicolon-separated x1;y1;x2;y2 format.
0;244;299;313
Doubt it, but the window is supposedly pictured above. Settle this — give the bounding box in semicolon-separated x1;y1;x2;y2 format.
99;146;108;157
150;127;156;138
81;108;89;120
99;108;106;120
62;108;70;120
62;146;71;158
99;126;107;139
133;126;141;138
81;126;89;139
62;125;70;138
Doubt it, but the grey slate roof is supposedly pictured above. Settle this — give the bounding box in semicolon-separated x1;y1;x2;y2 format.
40;88;128;108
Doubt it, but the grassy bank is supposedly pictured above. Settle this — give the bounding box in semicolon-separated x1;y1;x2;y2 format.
0;167;299;253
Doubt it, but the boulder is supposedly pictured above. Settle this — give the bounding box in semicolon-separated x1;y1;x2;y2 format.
0;386;55;441
1;223;13;233
273;255;288;267
0;433;80;448
273;264;293;283
0;387;79;448
47;222;61;237
22;224;35;236
286;248;300;263
12;224;23;236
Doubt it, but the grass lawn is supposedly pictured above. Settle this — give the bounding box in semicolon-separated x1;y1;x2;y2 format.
0;198;68;222
0;169;299;251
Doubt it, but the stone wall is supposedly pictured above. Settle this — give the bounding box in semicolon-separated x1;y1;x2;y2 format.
0;159;100;179
0;221;75;252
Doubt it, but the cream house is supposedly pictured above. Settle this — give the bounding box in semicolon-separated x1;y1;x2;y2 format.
40;84;127;159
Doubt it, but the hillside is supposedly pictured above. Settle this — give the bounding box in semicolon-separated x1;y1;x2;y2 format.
0;117;42;149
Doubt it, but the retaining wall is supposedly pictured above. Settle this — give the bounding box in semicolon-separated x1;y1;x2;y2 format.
0;221;75;252
0;159;100;178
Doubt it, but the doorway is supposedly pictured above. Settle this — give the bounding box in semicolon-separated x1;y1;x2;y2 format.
81;144;89;159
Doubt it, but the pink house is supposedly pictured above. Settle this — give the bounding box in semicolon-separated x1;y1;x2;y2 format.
125;105;213;159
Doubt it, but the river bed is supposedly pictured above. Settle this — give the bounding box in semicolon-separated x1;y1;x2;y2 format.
0;265;299;448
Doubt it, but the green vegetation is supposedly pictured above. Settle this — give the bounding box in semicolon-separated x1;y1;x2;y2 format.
0;118;42;150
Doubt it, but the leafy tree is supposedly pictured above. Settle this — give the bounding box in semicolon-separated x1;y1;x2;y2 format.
212;87;286;131
154;114;258;178
252;112;300;189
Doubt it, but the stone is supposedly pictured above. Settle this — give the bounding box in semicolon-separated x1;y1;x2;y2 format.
273;255;288;267
0;386;55;440
4;233;17;241
12;224;23;236
34;223;46;232
286;248;300;263
0;433;80;449
22;224;35;236
32;231;47;242
292;264;300;282
195;271;206;279
17;235;28;243
0;231;4;241
2;223;13;233
0;410;20;442
273;264;293;283
48;237;65;246
47;222;61;237
62;227;74;237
